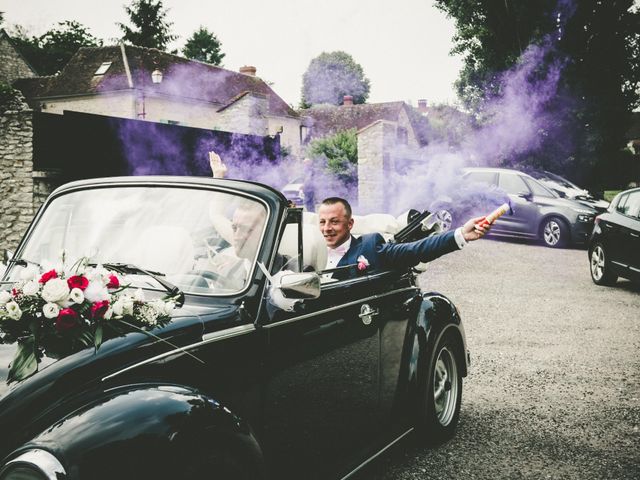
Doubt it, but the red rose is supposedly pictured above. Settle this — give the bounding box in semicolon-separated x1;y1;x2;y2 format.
56;308;79;331
39;269;58;284
90;300;110;320
106;274;120;289
67;275;89;291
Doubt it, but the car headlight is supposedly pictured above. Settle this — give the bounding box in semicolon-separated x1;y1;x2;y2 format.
0;449;66;480
577;214;595;222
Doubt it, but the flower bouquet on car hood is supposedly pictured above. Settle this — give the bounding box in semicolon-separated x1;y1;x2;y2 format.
0;256;177;383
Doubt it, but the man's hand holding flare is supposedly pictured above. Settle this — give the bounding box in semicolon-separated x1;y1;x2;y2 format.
461;203;511;242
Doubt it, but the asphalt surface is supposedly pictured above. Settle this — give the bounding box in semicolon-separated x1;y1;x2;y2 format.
356;236;640;480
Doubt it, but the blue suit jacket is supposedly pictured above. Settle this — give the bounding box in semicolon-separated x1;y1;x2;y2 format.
334;231;459;279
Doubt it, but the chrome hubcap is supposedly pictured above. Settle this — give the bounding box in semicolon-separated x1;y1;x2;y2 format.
433;347;458;426
543;220;561;245
591;246;605;280
436;210;453;232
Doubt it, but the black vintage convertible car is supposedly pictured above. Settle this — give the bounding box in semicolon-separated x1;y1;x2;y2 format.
0;177;469;480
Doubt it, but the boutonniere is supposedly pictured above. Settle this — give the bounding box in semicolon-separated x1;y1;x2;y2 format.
357;255;370;272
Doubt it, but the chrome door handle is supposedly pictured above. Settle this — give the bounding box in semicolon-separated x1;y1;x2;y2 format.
630;232;639;238
359;304;379;325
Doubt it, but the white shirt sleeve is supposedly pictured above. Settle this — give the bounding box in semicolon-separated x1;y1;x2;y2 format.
454;227;467;249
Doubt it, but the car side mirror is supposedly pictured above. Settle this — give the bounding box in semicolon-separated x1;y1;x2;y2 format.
517;191;532;201
280;272;321;299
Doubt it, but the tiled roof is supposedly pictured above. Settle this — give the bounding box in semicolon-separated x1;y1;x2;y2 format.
300;101;433;146
13;44;297;118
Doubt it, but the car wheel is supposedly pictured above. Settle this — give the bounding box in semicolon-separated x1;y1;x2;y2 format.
541;217;569;248
590;243;618;286
435;210;453;232
416;333;462;445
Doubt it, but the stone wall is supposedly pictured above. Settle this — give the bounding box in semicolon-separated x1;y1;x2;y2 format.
216;93;269;136
0;108;34;251
357;120;397;213
0;32;36;84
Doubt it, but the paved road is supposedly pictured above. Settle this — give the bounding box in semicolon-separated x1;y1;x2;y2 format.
356;237;640;480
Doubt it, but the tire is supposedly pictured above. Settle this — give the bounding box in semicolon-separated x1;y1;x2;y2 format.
590;243;618;286
541;217;569;248
415;333;463;446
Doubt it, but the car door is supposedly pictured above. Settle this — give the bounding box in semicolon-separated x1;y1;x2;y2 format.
604;192;631;270
496;173;539;235
259;273;390;479
616;191;640;277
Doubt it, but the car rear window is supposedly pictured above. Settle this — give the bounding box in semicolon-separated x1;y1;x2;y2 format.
465;171;497;186
616;193;630;215
624;192;640;219
499;173;529;195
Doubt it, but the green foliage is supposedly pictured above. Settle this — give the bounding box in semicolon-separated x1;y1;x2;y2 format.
0;83;25;111
308;129;358;185
182;26;225;66
301;51;370;106
435;0;640;190
10;21;102;75
118;0;177;50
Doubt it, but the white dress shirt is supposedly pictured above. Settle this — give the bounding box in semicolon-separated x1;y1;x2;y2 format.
325;236;352;270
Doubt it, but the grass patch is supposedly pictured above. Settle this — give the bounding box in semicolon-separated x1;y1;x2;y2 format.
604;190;621;202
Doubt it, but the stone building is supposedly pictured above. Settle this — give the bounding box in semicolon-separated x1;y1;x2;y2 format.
14;44;303;158
0;29;37;85
300;97;434;211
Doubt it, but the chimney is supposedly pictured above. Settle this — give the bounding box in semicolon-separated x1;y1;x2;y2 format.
417;99;428;114
239;65;257;76
342;95;354;106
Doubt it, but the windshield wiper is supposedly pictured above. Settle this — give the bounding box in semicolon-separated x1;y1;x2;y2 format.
94;262;184;306
5;257;41;268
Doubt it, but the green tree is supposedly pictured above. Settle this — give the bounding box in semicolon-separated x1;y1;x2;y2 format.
118;0;176;50
435;0;640;189
10;21;102;75
301;51;370;106
308;129;358;186
182;26;225;65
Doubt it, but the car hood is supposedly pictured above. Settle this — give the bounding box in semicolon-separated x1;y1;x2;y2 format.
0;301;231;409
537;195;598;213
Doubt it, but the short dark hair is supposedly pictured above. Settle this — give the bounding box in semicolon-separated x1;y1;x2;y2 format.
321;197;352;217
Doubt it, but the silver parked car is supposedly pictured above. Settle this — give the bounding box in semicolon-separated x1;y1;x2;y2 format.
462;167;598;247
525;169;609;213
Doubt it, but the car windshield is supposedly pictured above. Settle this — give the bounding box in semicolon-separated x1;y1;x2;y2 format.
4;186;268;295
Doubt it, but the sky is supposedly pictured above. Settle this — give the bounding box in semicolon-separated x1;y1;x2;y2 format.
0;0;463;107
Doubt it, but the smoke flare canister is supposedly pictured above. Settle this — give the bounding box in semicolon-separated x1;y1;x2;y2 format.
478;203;511;227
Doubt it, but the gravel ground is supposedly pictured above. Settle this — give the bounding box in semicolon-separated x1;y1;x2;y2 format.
356;237;640;480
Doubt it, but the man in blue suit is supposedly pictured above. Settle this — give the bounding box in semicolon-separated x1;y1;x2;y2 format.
319;197;490;279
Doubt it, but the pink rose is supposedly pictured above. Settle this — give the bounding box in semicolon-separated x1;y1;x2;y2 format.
357;261;367;271
106;274;120;289
67;275;89;291
90;300;110;320
56;308;79;331
39;269;58;284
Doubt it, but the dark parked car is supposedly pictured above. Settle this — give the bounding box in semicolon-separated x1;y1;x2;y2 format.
588;187;640;286
0;176;469;480
461;167;598;247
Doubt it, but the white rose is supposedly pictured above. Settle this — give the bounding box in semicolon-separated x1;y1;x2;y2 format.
112;298;125;317
22;280;40;296
164;301;175;316
134;289;145;302
41;278;70;304
68;288;85;304
123;298;134;315
0;291;12;304
84;282;109;303
104;307;113;320
19;265;39;281
5;301;22;320
43;302;60;319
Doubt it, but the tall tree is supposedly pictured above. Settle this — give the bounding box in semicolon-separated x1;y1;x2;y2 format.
301;51;370;107
10;21;102;75
435;0;640;189
308;129;358;187
182;26;225;65
118;0;176;50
